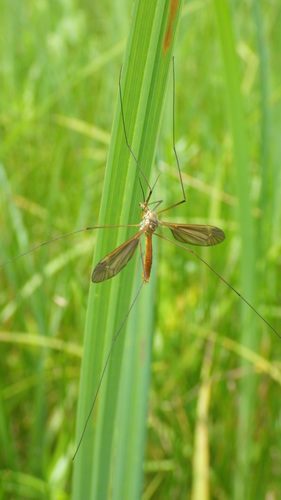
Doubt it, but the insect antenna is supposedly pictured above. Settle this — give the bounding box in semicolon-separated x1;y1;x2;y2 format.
139;174;163;210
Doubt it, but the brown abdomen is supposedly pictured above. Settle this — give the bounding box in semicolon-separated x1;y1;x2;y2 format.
143;234;152;283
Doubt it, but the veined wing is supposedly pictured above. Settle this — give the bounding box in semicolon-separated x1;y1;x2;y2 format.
92;231;143;283
159;221;225;246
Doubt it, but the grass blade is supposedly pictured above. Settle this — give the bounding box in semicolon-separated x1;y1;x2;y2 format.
72;1;183;498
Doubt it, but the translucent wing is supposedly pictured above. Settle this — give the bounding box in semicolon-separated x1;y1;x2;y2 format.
160;222;225;246
92;232;142;283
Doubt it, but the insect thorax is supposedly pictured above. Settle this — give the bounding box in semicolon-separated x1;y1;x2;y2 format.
140;206;159;235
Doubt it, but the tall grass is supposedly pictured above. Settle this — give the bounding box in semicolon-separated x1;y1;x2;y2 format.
1;0;281;498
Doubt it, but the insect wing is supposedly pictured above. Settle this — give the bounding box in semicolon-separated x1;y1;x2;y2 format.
92;232;142;283
160;222;225;246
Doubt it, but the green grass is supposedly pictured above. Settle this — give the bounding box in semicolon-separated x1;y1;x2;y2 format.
1;0;281;498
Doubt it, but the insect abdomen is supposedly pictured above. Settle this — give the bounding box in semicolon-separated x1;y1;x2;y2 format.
143;234;152;283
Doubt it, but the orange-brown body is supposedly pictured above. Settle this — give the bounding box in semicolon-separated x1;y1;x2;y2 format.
143;234;153;283
139;204;159;284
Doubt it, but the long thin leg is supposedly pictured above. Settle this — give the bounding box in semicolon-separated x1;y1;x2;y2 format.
72;275;145;460
119;68;152;202
139;177;145;202
155;232;281;341
73;236;148;458
139;237;148;281
0;224;140;268
157;57;186;216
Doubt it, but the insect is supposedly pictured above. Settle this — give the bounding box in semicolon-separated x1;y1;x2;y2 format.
91;185;225;285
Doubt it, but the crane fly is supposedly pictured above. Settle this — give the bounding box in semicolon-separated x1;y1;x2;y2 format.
1;59;280;460
91;202;225;285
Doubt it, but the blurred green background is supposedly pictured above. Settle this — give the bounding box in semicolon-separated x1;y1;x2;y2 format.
1;0;281;498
